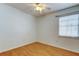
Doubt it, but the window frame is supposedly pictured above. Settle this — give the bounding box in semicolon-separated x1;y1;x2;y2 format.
58;14;79;38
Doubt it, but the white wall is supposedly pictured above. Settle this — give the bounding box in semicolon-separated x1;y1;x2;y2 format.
0;4;36;52
37;5;79;52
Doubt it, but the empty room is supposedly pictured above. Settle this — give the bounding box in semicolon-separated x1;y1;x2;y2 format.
0;3;79;56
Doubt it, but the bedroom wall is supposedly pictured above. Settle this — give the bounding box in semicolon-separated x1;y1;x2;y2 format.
37;5;79;52
0;4;37;52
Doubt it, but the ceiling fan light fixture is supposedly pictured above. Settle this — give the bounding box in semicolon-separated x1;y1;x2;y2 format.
33;3;46;13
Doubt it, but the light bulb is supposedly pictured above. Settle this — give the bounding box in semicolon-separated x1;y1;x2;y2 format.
36;6;43;12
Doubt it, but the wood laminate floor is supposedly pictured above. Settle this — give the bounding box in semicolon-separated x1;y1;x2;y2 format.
0;42;79;56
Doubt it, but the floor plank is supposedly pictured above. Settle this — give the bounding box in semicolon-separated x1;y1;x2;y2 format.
0;42;79;56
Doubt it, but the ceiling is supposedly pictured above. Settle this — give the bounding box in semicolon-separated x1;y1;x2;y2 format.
6;3;78;16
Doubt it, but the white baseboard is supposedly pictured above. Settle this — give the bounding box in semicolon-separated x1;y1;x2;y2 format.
38;41;79;53
1;40;79;54
0;41;35;53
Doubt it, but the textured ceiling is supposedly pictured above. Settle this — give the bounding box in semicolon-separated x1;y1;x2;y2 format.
6;3;78;16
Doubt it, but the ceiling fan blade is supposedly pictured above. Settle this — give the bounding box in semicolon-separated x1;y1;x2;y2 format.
45;7;51;10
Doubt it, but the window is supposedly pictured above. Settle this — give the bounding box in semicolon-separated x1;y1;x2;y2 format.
59;14;79;37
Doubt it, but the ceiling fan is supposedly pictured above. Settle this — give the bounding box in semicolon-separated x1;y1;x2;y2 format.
33;3;51;13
